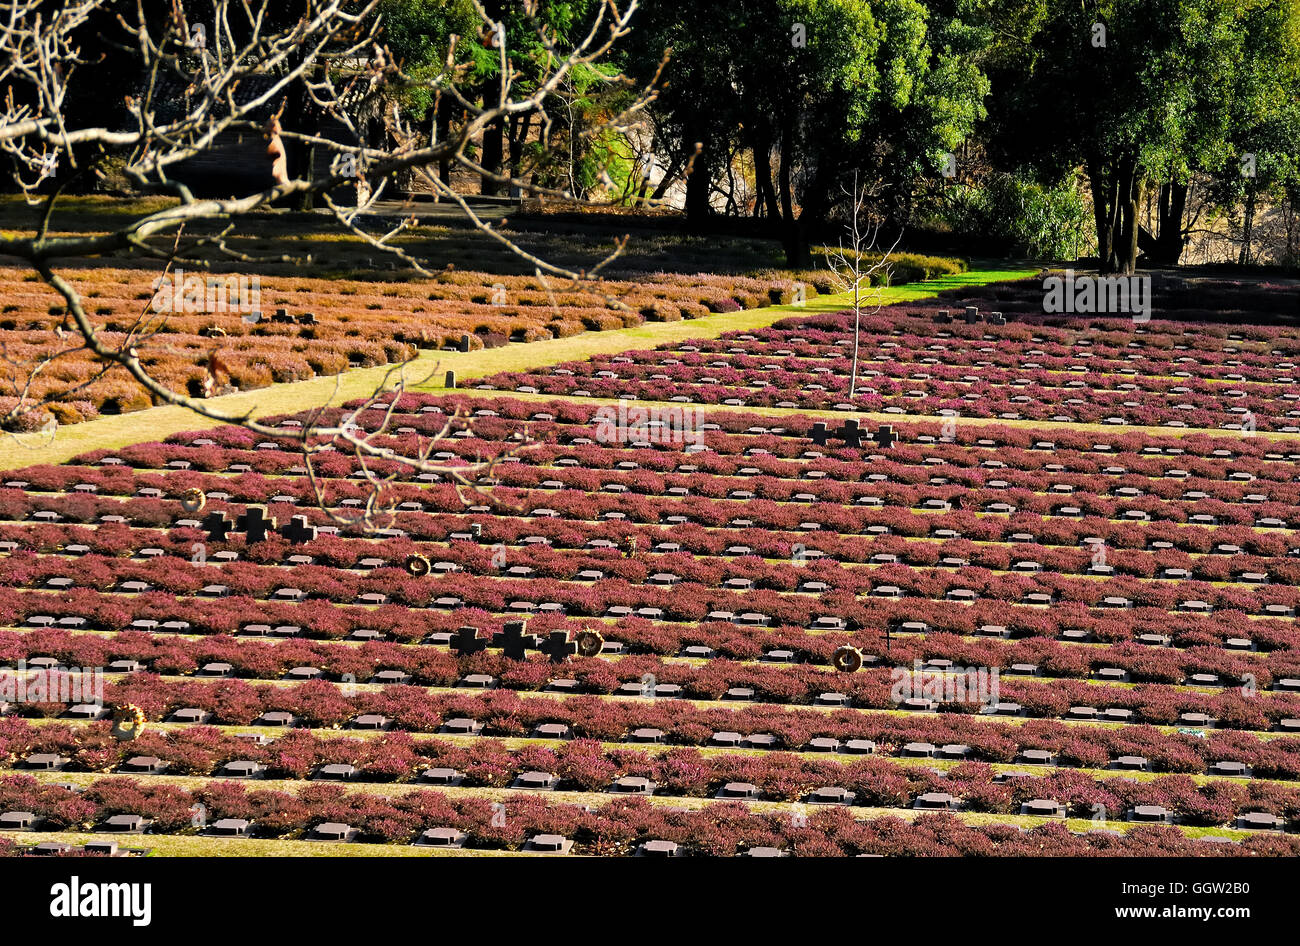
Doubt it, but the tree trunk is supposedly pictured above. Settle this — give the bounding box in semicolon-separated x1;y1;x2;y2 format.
507;113;532;193
1086;156;1112;272
684;140;711;229
777;119;810;267
649;153;683;202
1139;180;1187;265
1116;156;1142;275
749;127;780;221
436;100;452;194
481;118;505;196
1089;153;1141;274
284;58;323;210
1240;191;1256;265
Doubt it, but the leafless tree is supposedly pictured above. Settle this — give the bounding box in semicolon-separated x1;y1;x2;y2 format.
824;171;899;398
0;0;658;526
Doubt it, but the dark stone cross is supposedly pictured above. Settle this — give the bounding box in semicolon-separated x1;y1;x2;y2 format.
451;625;487;656
281;515;317;545
835;419;863;448
874;425;899;449
459;334;472;353
810;422;831;446
445;370;457;389
500;620;538;660
988;312;1006;326
237;505;277;543
469;523;483;541
540;630;577;663
962;306;980;324
203;512;233;542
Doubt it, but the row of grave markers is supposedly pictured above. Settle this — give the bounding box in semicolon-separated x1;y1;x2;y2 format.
934;307;1009;325
450;621;603;662
203;506;316;544
810;421;898;448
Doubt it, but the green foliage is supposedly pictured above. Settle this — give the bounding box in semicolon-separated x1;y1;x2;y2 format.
986;0;1300;267
933;172;1094;259
377;0;479;120
623;0;989;229
1199;0;1300;208
796;251;968;290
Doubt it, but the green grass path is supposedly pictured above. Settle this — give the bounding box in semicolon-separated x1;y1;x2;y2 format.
0;267;1034;469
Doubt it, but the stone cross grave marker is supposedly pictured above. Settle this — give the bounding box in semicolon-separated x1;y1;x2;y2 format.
281;515;317;545
540;630;577;662
500;620;538;660
203;512;234;542
451;625;488;656
237;505;277;543
836;419;863;447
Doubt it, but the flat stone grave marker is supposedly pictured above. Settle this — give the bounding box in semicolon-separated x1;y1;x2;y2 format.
915;792;957;809
1021;799;1065;817
1019;749;1054;765
1131;805;1170;823
512;771;558;790
0;811;40;830
119;756;166;774
315;764;357;781
532;723;571;739
101;814;147;833
808;787;855;805
1237;812;1280;830
417;827;468;848
219;761;265;779
422;768;465;785
1209;760;1249;777
525;834;574;854
311;822;359;842
29;842;74;855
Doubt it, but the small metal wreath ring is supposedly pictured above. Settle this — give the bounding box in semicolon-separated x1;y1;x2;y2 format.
832;645;864;673
180;488;206;513
574;630;605;658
